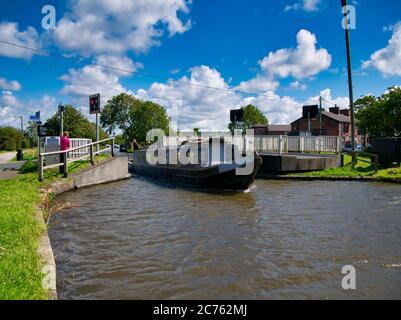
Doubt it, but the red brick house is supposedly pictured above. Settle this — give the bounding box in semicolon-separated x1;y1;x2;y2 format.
251;124;291;136
291;106;356;141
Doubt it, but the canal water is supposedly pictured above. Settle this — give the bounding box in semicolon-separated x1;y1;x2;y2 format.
48;178;401;299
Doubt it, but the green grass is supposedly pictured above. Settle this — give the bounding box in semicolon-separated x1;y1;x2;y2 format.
0;154;111;299
292;154;401;182
0;174;47;300
10;148;38;162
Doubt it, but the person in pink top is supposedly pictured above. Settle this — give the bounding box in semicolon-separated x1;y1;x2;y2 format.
60;131;70;151
60;131;70;175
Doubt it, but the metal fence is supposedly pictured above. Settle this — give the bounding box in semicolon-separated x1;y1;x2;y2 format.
253;136;341;154
69;138;92;161
162;135;342;154
38;137;115;181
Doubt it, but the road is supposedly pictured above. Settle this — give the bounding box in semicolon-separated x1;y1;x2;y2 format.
0;151;16;164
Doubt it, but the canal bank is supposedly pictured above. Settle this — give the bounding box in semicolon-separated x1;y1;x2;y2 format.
0;156;130;300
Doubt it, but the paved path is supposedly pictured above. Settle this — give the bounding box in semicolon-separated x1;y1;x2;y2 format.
0;151;16;164
0;171;20;180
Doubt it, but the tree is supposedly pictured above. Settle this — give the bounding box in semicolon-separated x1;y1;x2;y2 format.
0;126;23;151
44;105;108;140
228;104;268;133
101;93;170;145
355;87;401;138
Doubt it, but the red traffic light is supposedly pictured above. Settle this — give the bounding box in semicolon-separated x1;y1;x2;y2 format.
89;94;100;114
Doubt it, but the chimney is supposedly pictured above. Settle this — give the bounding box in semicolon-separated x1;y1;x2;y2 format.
340;109;350;117
329;106;340;115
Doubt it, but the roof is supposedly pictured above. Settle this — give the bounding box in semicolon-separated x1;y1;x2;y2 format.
291;111;351;124
321;111;351;123
268;124;292;132
252;123;269;128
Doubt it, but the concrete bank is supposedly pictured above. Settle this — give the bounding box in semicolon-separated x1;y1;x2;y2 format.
258;153;341;174
38;156;131;299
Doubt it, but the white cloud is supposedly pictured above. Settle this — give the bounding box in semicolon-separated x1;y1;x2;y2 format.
285;0;321;12
134;65;348;130
289;80;307;90
234;29;330;95
236;76;279;94
259;29;331;79
1;90;22;110
0;77;21;91
304;88;349;108
136;65;242;130
54;0;191;56
0;92;58;127
60;55;142;106
60;65;127;106
94;55;143;77
242;91;302;125
362;22;401;76
0;22;40;60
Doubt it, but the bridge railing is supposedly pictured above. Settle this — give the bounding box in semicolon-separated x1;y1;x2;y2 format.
38;137;115;181
252;136;341;154
68;138;92;161
161;134;342;154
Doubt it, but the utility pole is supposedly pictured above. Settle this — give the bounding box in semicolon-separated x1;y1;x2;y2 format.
20;116;23;135
16;116;24;161
319;96;322;136
341;0;357;163
58;103;64;136
96;112;99;152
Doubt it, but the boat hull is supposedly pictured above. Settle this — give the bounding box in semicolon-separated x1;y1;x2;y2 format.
130;154;262;191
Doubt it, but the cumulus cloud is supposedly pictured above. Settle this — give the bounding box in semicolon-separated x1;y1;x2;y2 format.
54;0;191;56
289;80;307;90
0;77;21;91
236;76;279;94
242;91;302;125
1;90;21;109
233;29;330;95
60;55;142;106
0;22;40;60
259;29;331;79
362;22;401;76
285;0;321;12
134;65;348;130
136;66;242;130
60;65;127;106
304;88;349;108
0;92;58;127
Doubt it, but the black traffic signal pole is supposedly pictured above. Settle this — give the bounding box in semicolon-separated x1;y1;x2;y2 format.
341;0;357;163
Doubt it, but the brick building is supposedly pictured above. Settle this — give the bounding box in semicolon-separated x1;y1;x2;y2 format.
291;105;355;141
251;124;291;136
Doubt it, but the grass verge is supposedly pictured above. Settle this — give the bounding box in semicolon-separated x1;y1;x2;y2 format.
0;154;111;299
290;154;401;183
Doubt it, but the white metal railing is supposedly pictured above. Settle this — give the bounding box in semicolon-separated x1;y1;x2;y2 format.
163;135;341;154
68;138;92;161
38;137;115;181
253;135;341;154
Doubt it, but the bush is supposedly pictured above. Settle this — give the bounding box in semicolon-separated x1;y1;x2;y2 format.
20;161;38;174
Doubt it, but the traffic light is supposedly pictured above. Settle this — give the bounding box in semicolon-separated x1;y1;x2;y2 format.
89;93;101;114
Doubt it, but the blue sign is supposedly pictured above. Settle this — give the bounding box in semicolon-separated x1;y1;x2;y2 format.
30;111;41;122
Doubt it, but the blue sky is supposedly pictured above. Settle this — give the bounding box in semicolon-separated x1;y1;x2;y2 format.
0;0;400;130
